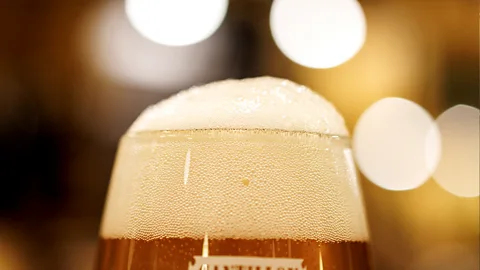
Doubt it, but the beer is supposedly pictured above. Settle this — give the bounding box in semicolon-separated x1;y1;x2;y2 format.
97;78;370;270
98;238;368;270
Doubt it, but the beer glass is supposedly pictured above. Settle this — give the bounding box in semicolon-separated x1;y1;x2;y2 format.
96;78;370;270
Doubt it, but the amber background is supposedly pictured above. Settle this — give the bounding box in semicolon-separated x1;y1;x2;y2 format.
0;0;478;269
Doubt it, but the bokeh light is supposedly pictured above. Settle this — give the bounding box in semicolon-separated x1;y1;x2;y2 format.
432;105;479;197
353;98;441;191
0;226;27;270
83;1;230;92
125;0;228;46
270;0;366;69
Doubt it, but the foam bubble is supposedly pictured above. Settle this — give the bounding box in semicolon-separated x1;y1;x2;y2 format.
128;77;348;136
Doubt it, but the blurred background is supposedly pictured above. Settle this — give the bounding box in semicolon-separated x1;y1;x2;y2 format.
0;0;478;269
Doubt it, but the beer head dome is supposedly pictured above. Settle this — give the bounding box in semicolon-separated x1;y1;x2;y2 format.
128;77;349;136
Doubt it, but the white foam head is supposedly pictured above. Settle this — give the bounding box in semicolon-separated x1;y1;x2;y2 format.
101;77;368;242
128;77;348;136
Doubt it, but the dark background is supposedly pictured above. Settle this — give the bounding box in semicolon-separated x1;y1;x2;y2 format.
0;0;478;269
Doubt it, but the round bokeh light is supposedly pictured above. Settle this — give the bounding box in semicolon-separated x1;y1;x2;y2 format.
125;0;228;46
353;98;441;191
433;105;479;197
85;1;230;92
270;0;366;69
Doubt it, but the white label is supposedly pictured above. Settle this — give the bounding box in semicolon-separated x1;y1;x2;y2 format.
188;256;305;270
